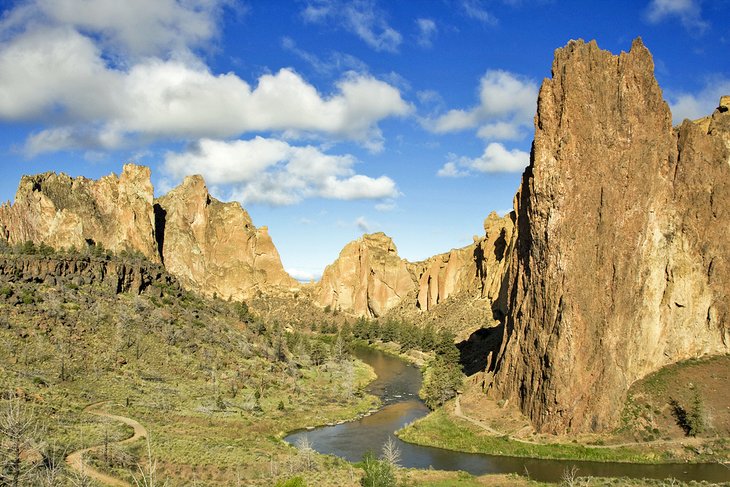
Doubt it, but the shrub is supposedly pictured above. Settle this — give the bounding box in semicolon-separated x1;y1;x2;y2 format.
360;452;395;487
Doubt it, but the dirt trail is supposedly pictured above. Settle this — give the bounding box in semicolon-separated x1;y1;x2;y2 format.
453;395;707;450
65;401;147;487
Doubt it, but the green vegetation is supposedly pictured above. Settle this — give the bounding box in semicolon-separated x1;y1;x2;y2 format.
398;409;657;463
0;253;378;486
419;330;463;409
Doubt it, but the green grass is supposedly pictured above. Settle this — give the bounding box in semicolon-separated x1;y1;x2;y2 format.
0;255;380;486
397;409;668;464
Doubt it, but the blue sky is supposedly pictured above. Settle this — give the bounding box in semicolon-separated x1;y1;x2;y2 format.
0;0;728;281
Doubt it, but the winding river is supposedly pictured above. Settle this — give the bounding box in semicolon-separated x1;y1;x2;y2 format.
285;346;730;483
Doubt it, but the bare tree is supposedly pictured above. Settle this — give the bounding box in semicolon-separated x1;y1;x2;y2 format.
295;436;315;472
0;395;40;487
381;436;401;468
133;436;168;487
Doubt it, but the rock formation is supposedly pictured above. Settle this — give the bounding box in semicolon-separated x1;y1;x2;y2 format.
0;165;296;300
0;164;159;261
0;254;180;296
491;39;730;434
316;233;414;317
315;212;514;321
155;175;296;300
414;212;513;312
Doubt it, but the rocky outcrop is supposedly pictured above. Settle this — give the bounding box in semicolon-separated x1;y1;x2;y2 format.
315;214;514;320
0;164;159;261
316;233;415;317
0;165;296;300
414;212;513;312
491;39;730;434
155;175;296;300
0;254;179;296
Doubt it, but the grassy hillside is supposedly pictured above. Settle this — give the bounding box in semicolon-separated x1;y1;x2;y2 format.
0;247;377;486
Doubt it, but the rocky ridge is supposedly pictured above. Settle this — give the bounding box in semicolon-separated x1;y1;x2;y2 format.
0;164;159;262
0;254;180;297
490;39;730;434
0;165;295;300
315;212;514;320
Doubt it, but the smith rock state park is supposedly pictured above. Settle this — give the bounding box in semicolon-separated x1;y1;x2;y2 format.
0;1;728;486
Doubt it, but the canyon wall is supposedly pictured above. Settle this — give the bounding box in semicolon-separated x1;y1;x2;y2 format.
0;164;159;262
155;175;296;300
0;165;295;300
491;39;730;434
314;212;514;319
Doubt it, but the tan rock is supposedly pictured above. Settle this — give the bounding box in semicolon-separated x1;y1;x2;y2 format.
155;175;295;300
0;164;159;261
316;233;415;317
414;211;513;312
492;39;730;434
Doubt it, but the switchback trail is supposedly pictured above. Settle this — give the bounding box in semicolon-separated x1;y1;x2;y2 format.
65;401;147;487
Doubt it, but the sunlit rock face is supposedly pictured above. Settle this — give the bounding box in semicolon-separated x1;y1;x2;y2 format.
492;38;730;434
316;232;415;318
0;163;159;262
155;175;296;300
414;212;513;313
0;165;296;300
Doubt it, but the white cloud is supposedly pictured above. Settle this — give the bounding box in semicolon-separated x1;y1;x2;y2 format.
462;0;497;24
281;36;369;76
436;161;469;178
477;121;522;140
646;0;707;33
0;1;410;155
286;267;322;282
437;142;529;177
374;200;396;212
423;70;537;142
164;137;399;206
666;76;730;123
301;0;402;53
0;0;227;60
415;18;437;48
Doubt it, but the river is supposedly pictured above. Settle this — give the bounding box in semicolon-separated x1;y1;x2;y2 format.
285;346;730;483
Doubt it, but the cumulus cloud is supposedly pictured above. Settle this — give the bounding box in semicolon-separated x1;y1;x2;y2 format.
164;137;399;206
423;70;537;142
666;76;730;123
286;267;322;282
0;1;410;155
645;0;707;33
415;18;437;48
437;142;529;177
0;0;228;60
302;0;402;53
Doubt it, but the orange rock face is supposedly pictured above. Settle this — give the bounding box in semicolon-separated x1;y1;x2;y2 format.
155;175;296;300
316;233;415;317
414;212;513;312
492;39;730;434
0;164;159;261
0;165;295;300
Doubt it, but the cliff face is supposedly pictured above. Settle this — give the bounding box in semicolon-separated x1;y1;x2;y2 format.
315;212;514;321
316;233;414;317
155;175;296;300
492;39;730;434
0;165;295;300
0;164;159;262
414;212;513;313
